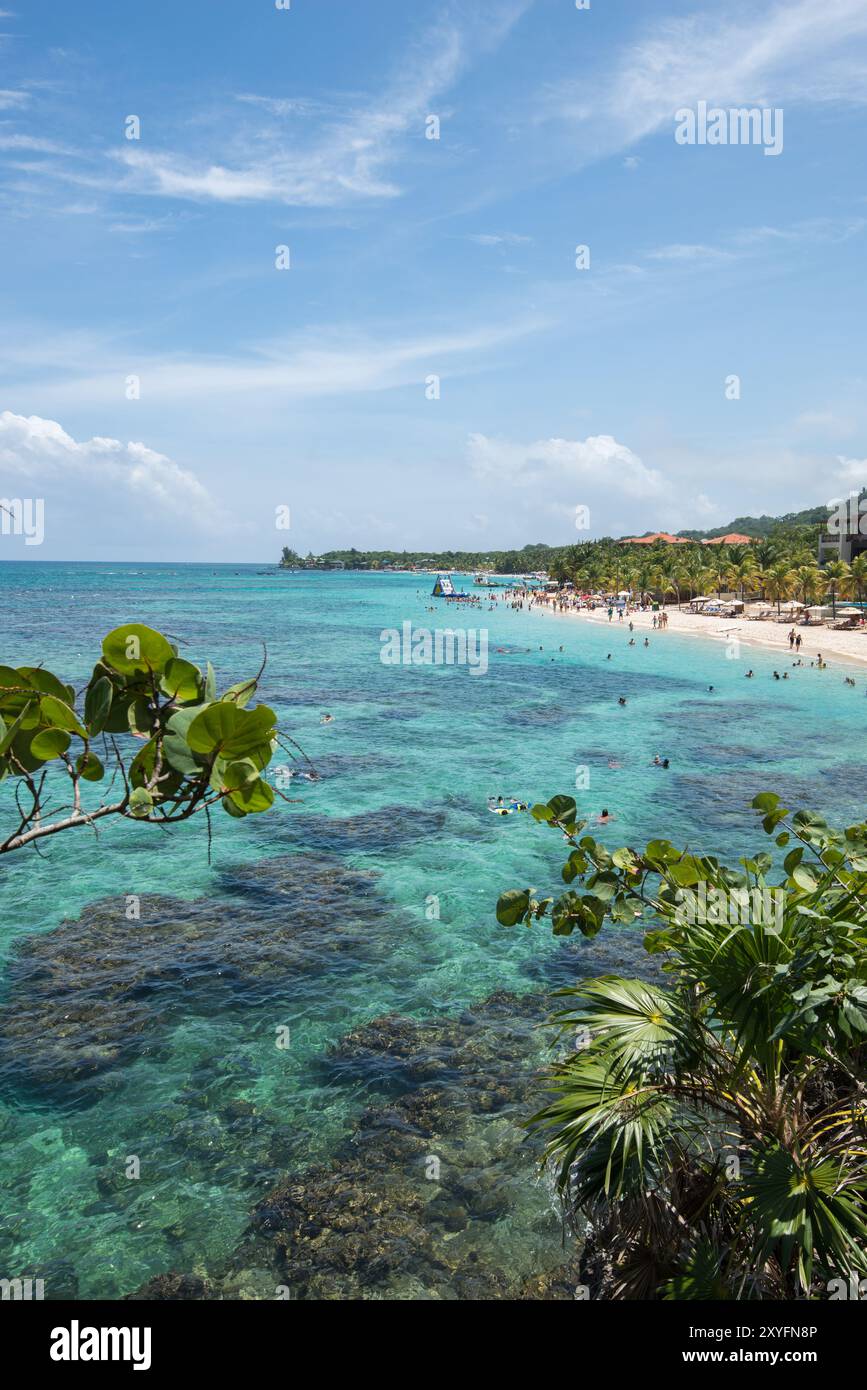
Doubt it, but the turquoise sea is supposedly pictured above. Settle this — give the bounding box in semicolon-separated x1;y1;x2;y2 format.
1;563;866;1299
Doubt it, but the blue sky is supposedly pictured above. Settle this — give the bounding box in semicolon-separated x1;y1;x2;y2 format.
1;0;866;560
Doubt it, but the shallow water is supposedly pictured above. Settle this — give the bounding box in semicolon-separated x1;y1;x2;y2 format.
1;564;864;1298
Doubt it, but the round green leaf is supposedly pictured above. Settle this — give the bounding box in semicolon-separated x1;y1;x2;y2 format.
76;750;105;782
84;676;113;735
102;624;174;677
496;888;532;927
160;658;202;703
792;865;818;892
227;773;274;814
128;787;154;818
30;727;71;760
39;694;86;736
187;703;276;759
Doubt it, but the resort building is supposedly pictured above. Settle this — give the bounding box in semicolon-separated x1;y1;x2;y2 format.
620;532;691;545
818;519;867;566
620;531;755;547
700;533;755;546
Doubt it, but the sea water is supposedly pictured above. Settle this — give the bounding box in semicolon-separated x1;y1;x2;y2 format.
0;564;864;1297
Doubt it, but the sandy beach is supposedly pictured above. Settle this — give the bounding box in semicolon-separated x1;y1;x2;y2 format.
504;596;867;668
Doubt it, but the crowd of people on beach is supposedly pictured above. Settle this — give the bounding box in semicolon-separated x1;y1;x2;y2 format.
489;585;863;689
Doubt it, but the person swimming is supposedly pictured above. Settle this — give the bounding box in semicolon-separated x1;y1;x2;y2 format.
618;696;627;706
320;713;334;723
596;808;615;824
488;796;528;815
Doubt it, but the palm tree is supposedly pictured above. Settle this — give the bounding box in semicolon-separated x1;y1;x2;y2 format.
753;539;781;572
660;558;682;608
792;563;823;609
498;795;867;1300
763;561;794;615
823;559;853;618
727;555;758;603
680;551;707;601
849;554;867;613
708;549;731;598
645;558;668;607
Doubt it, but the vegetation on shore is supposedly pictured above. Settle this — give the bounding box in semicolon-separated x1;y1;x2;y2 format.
0;624;290;853
497;794;867;1299
280;495;866;614
547;538;866;617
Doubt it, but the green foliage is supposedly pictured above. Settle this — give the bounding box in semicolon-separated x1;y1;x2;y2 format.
0;624;286;854
497;794;867;1299
279;496;858;581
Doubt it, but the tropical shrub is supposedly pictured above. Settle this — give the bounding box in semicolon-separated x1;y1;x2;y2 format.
497;793;867;1299
0;623;289;853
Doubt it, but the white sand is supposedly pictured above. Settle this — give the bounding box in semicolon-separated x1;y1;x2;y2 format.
507;598;867;668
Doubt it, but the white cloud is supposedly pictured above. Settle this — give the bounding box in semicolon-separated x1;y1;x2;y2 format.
837;455;867;484
467;432;667;499
547;0;867;157
467;232;532;246
0;133;68;153
646;243;735;263
108;3;532;208
0;410;223;529
0;317;544;409
795;410;855;435
0;88;28;110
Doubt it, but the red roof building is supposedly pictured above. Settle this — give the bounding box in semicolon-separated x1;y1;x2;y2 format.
701;533;755;546
620;532;692;545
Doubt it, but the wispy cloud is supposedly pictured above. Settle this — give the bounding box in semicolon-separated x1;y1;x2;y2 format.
102;2;531;208
646;243;736;263
467;232;532;246
546;0;867;158
0;133;69;154
1;315;545;409
0;87;28;111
